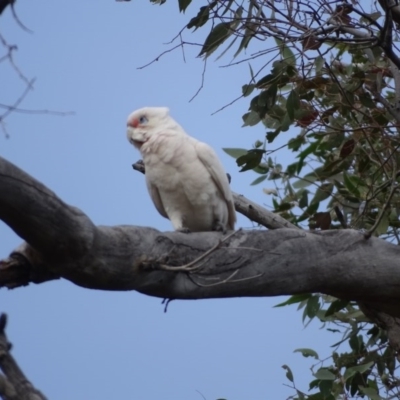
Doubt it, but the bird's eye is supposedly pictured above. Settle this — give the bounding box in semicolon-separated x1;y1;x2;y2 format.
139;116;148;124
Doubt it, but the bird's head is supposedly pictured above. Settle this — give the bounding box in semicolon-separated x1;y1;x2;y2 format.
126;107;170;149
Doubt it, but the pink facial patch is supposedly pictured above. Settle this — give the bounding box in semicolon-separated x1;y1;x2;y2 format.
129;118;139;128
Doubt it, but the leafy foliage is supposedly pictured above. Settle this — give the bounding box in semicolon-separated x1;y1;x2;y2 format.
148;0;400;398
279;295;399;400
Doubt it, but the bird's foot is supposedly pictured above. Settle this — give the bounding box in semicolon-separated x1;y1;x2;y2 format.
212;220;226;234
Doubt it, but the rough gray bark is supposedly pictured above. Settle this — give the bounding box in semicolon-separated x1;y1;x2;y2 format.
1;155;400;319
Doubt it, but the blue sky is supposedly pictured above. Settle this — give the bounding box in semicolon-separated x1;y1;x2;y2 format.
1;1;335;399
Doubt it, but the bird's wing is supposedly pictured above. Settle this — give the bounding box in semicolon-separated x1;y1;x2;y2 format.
147;180;169;219
194;141;236;230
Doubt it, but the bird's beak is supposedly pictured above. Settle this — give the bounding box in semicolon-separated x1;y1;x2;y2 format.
127;127;146;150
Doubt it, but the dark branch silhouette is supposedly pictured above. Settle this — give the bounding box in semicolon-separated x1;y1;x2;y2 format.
0;314;48;400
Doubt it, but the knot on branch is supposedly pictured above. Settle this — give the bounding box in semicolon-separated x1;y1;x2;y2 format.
0;252;59;289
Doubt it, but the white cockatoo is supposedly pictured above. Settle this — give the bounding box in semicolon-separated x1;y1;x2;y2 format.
126;107;236;232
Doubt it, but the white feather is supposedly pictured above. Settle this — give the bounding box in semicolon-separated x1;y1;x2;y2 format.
126;107;236;232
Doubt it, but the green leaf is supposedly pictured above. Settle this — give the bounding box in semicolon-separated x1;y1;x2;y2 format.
242;110;261;126
294;348;319;359
234;27;253;58
343;172;361;198
253;164;269;174
265;83;278;108
298;189;309;209
198;22;232;57
275;294;311;308
214;34;238;61
306;393;325;400
286;90;300;121
256;74;276;89
253;83;278;117
296;390;306;400
280;113;292;132
248;63;255;80
310;183;333;205
293;172;319;189
359;386;382;400
242;84;255;97
297;140;320;165
309;379;319;390
266;129;280;143
319;380;333;397
315;55;324;74
349;333;362;352
288;135;305;151
358;92;375;108
178;0;191;12
343;362;374;381
251;175;268;186
275;202;293;212
222;148;248;159
314;368;336;380
305;295;320;319
187;5;211;30
376;212;390;236
275;37;296;66
297;201;319;223
325;299;349;317
286;162;298;177
236;149;265;172
282;365;294;382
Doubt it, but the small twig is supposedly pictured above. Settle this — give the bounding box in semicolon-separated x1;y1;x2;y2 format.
195;390;207;400
158;229;241;272
137;42;201;70
0;120;10;139
224;246;264;252
161;298;174;313
10;2;33;33
192;270;263;287
0;104;75;116
0;79;35;123
0;33;32;86
210;94;243;115
189;57;207;102
137;44;183;69
179;32;186;63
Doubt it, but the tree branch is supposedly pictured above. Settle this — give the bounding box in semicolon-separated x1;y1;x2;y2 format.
0;314;47;400
2;156;400;317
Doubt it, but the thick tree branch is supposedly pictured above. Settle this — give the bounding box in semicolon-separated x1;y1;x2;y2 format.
2;156;400;317
0;314;47;400
0;157;96;261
